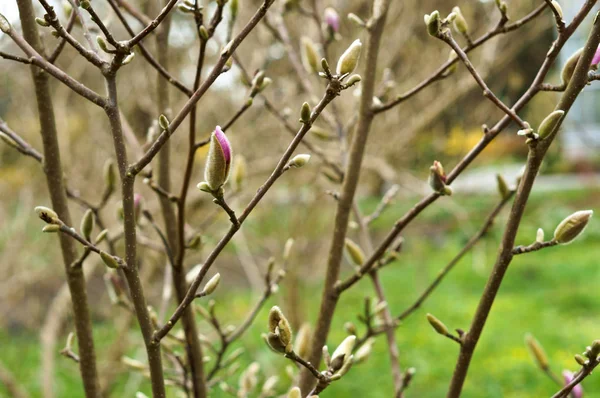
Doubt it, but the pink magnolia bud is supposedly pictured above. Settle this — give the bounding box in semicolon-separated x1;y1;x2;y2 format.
324;7;340;33
562;370;583;398
203;126;232;191
592;45;600;67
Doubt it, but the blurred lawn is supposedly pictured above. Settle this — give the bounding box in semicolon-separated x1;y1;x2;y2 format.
1;187;599;397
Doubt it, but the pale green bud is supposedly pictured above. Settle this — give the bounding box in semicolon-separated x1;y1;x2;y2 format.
301;36;320;74
230;0;239;20
354;337;374;364
42;224;61;233
575;354;587;366
79;0;91;10
345;74;362;87
300;102;311;123
103;159;116;194
347;13;365;27
197;181;212;193
96;36;110;53
202;273;221;295
311;126;332;140
344;238;365;265
426;313;448;335
283;238;294;260
35;206;59;224
336;354;354;376
452;7;468;35
537;110;564;140
287;387;302;398
290;154;311;168
122;52;135;65
0;13;11;33
80;209;94;241
178;3;195;13
424;11;440;37
94;229;108;244
294;323;311;358
496;174;510;199
35;17;50;27
122;356;146;370
331;335;356;370
158;114;170;130
553;210;593;244
261;376;278;395
551;1;563;20
100;251;120;269
199;25;209;41
561;48;583;85
336;39;362;75
0;131;18;148
231;155;247;191
525;334;549;370
536;228;544;243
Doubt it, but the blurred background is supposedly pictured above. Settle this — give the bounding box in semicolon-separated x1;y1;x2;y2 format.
1;0;600;396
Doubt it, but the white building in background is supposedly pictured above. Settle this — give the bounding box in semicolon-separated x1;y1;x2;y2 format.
560;1;600;160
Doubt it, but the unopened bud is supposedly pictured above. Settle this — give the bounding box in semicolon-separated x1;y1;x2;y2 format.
428;161;451;195
301;37;320;74
35;206;59;224
103;159;116;194
187;234;202;249
537;110;564;140
158;114;170;130
231;155;247;191
574;354;587;366
199;25;209;41
331;335;356;370
35;17;50;27
324;7;340;33
0;13;11;33
452;7;468;35
300;102;311;123
122;356;146;370
347;13;365;27
551;1;563;20
100;251;120;269
536;228;545;243
336;39;362;75
203;126;232;191
294;323;311;358
496;174;510;199
283;238;294;260
290;154;311;168
354;337;374;364
344;238;365;265
287;387;302;398
95;229;108;244
346;74;362;87
96;36;110;53
426;313;448;335
122;52;135;65
42;224;60;233
553;210;593;244
202;273;221;295
525;334;549;370
561;48;583;85
80;209;94;241
424;11;440;37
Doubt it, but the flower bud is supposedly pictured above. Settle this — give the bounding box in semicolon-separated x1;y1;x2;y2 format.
536;228;544;243
0;13;11;33
452;7;468;35
122;52;135;65
301;36;320;74
187;233;202;250
525;334;549;370
294;323;311;358
553;210;593;244
79;0;91;9
35;206;59;224
35;17;50;27
268;306;293;350
230;0;239;20
496;174;510;199
537;110;564;140
562;370;583;398
42;224;60;233
178;3;195;13
592;45;600;67
336;39;362;75
561;48;583;85
266;332;287;353
100;251;120;269
80;209;94;241
290;154;311;168
199;25;209;41
158;114;170;130
133;194;143;223
344;238;365;265
348;13;365;27
300;102;311;123
202;273;221;295
551;1;563;20
103;159;116;194
324;7;340;33
574;354;587;366
203;126;232;191
287;387;302;398
231;155;247;191
428;161;451;195
331;335;356;370
354;337;374;364
426;313;448;335
94;229;108;244
424;11;440;37
96;36;110;53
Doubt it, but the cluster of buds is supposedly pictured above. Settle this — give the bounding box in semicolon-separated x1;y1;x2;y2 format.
198;126;232;195
553;210;593;244
266;306;293;353
428;161;452;196
249;70;272;98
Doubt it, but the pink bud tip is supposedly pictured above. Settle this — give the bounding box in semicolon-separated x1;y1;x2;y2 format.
214;126;232;164
592;45;600;66
134;193;142;208
324;7;340;33
563;370;583;398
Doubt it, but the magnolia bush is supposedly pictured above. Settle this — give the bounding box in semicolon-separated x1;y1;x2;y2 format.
0;0;599;397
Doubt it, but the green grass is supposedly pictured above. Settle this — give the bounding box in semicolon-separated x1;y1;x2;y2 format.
1;188;599;397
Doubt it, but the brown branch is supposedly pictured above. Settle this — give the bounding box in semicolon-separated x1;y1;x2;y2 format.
299;0;391;393
15;0;101;395
551;360;600;398
126;0;179;48
47;9;76;63
512;240;558;255
447;11;600;397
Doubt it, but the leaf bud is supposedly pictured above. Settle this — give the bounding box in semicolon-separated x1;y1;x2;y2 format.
80;209;94;241
553;210;593;244
424;11;440;37
344;238;365;265
525;333;549;370
301;36;320;74
202;273;221;295
289;154;311;168
35;206;59;224
100;251;120;269
537;110;565;140
300;102;311;123
426;313;448;335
